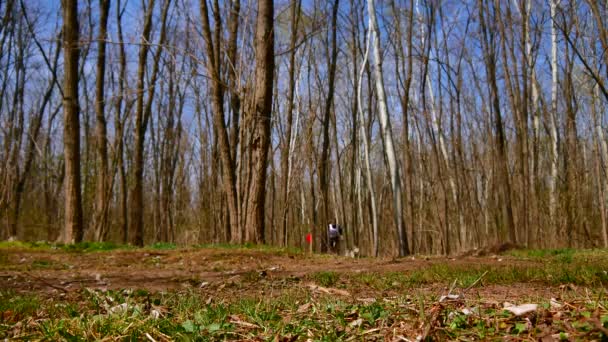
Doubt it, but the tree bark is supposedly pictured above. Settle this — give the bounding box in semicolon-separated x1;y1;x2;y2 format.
93;0;110;241
130;0;170;246
367;0;409;256
245;0;274;243
199;0;241;243
62;0;83;243
479;0;516;243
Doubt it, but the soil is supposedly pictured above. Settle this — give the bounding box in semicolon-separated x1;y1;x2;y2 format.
0;247;555;300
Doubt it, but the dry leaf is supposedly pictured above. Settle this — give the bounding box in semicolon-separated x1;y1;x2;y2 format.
504;303;538;316
297;302;312;313
307;283;350;296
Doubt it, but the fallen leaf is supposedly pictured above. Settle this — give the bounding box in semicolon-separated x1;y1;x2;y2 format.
439;294;460;302
550;298;562;309
229;315;258;329
297;302;312;313
307;283;350;296
350;318;363;327
504;303;537;316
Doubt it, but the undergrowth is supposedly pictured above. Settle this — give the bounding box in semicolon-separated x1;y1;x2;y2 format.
2;287;608;340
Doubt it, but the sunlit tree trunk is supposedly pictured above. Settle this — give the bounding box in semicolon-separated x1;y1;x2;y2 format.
318;0;339;252
357;26;378;256
280;0;302;247
61;0;83;243
93;0;110;242
244;0;274;243
548;0;559;244
130;0;170;246
367;0;409;256
199;0;241;243
115;0;129;243
479;0;516;244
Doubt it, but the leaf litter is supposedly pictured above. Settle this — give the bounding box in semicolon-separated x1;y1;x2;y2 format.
1;246;608;340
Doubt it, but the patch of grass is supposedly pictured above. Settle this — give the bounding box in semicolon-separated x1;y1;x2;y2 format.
311;271;340;287
0;291;40;322
351;261;608;290
0;241;54;249
507;248;608;265
0;241;132;253
61;241;127;252
195;243;303;256
148;242;177;250
31;259;54;269
3;287;608;340
0;253;8;265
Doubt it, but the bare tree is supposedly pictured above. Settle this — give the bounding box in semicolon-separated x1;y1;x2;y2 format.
199;0;241;243
318;0;340;251
61;0;83;243
130;0;170;246
92;0;110;241
367;0;409;256
244;0;274;243
478;0;516;244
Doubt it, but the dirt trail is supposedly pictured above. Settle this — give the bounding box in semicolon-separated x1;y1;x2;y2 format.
0;248;548;297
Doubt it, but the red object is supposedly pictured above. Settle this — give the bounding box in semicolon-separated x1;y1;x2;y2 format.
306;233;312;244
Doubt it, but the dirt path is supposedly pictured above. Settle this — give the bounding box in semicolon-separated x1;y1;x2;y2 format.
4;247;604;340
1;247;549;297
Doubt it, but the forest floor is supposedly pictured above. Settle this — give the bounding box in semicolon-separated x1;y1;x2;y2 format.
1;242;608;340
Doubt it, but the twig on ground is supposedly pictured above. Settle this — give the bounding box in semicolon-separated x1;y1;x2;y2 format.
22;271;68;293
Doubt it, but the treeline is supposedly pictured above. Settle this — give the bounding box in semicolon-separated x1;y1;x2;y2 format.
0;0;607;256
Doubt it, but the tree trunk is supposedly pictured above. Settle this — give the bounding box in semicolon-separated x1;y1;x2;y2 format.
548;0;559;243
245;0;274;243
93;0;110;241
479;0;516;243
367;0;409;256
318;0;340;252
61;0;83;243
358;27;378;256
199;0;241;243
130;0;170;246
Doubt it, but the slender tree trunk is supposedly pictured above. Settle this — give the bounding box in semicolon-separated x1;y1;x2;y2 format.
130;0;170;246
115;0;128;243
548;0;559;243
129;0;155;246
367;0;409;256
479;0;516;243
281;0;302;247
318;0;340;252
199;0;241;243
93;0;110;241
592;86;608;247
62;0;83;243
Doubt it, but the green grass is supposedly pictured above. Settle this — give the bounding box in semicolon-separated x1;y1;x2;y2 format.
351;260;608;291
148;242;177;250
311;271;340;287
195;242;303;256
0;241;132;252
506;248;608;263
2;284;608;340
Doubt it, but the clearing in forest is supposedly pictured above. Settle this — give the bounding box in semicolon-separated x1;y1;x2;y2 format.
1;242;608;340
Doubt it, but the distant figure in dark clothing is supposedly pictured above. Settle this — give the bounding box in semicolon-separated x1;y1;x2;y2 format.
328;223;343;253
